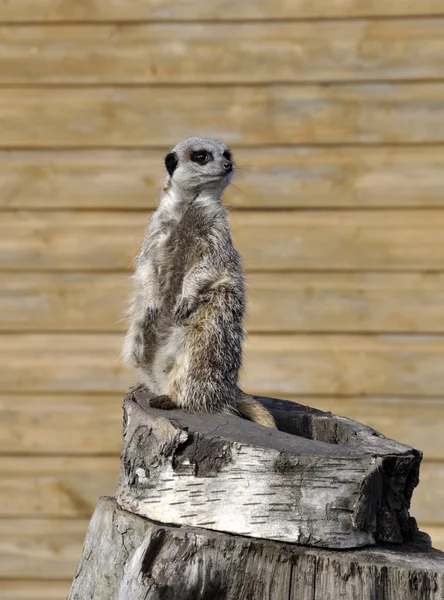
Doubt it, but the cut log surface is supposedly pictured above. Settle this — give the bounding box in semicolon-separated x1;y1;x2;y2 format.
116;390;421;549
69;497;444;600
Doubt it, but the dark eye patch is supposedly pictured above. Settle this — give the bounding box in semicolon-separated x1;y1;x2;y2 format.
164;151;178;176
223;149;232;161
191;150;212;165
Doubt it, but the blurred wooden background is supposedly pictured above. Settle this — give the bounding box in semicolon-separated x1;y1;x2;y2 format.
1;1;444;597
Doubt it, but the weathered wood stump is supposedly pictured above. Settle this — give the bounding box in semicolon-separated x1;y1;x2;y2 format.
69;497;444;600
68;391;444;599
117;389;421;548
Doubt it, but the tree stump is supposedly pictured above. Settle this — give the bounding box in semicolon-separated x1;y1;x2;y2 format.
68;391;444;599
69;497;444;600
117;389;421;549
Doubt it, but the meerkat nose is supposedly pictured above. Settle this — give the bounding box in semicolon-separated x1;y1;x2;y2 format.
223;161;233;172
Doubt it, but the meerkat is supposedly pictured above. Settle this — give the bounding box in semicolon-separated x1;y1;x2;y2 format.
123;137;276;428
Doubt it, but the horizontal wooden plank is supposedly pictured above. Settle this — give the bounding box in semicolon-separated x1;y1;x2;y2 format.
3;147;444;209
0;518;86;580
2;394;444;459
0;581;70;600
243;335;444;397
0;519;442;587
411;461;444;524
421;526;444;552
3;210;444;271
1;0;443;21
2;84;444;147
2;20;444;84
0;394;122;454
0;456;118;517
4;272;444;333
3;333;444;397
0;519;442;585
0;335;132;394
0;456;440;525
302;397;444;461
0;523;442;589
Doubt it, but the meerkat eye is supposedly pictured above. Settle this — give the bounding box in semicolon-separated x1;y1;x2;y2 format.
191;150;212;165
223;150;232;161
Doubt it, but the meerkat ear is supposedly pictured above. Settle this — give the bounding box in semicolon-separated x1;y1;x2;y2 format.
165;151;178;177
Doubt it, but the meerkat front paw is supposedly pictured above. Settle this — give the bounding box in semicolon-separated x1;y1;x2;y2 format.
173;298;196;323
149;395;177;410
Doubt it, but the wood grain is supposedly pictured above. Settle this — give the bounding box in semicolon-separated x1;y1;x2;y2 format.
0;581;71;600
424;526;444;552
2;84;444;147
0;451;437;532
241;334;444;397
3;210;444;271
1;394;444;459
3;333;444;397
0;334;132;393
3;272;444;333
2;0;444;21
3;147;444;209
0;394;122;454
2;20;444;84
411;461;444;524
0;518;87;580
0;456;119;517
305;397;444;461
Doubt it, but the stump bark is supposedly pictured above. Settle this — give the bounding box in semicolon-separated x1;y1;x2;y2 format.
69;497;444;600
117;389;421;549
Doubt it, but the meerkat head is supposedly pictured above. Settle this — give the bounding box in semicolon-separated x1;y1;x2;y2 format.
164;137;235;194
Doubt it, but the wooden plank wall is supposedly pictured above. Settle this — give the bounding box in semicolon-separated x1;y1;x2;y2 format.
1;1;444;596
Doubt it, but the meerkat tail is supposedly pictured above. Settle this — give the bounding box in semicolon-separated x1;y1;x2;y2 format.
236;392;276;428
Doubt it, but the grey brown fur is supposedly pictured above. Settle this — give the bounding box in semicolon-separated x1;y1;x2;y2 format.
123;137;274;427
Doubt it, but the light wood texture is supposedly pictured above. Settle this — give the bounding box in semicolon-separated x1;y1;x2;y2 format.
0;456;119;517
3;210;444;271
0;394;123;455
425;527;444;552
0;518;87;579
2;0;444;21
4;333;444;397
4;272;444;333
69;497;444;600
241;335;444;397
2;84;444;147
306;397;444;461
3;0;444;22
1;2;444;594
3;147;444;210
1;394;444;460
0;334;132;393
412;462;444;524
2;20;444;84
0;581;71;600
0;451;441;525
